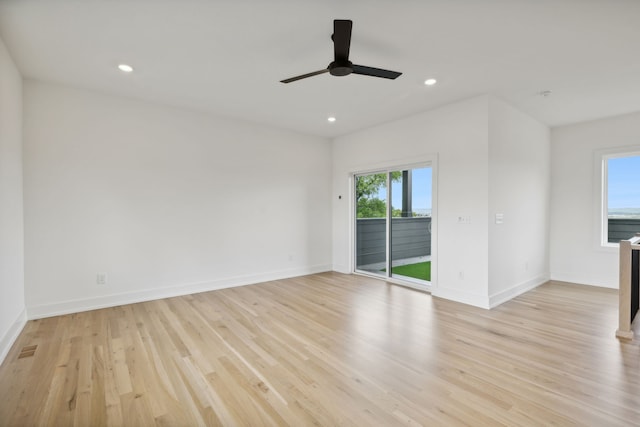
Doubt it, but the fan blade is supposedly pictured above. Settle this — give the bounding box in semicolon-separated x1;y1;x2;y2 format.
352;64;402;80
333;20;352;62
280;69;329;84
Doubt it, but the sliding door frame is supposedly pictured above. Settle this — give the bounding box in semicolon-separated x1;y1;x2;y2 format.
351;156;438;292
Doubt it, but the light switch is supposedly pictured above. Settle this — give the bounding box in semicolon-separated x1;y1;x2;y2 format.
457;215;471;224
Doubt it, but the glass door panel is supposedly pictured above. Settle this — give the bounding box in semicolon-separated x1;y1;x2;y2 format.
389;167;432;283
355;173;387;276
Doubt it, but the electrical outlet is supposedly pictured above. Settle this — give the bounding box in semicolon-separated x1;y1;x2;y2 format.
97;272;108;285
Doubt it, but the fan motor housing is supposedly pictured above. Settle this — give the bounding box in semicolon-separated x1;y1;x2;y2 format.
329;60;353;76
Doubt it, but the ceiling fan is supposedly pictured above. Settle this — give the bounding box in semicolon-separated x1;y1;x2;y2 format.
280;19;402;84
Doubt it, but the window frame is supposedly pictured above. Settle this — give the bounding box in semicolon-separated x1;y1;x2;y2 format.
596;147;640;249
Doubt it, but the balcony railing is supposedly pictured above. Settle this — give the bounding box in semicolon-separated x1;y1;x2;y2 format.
356;217;431;266
609;218;640;243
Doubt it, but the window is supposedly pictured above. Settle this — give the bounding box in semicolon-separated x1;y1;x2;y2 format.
603;153;640;244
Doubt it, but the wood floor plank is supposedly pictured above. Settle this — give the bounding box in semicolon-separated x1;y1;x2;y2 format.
1;273;639;426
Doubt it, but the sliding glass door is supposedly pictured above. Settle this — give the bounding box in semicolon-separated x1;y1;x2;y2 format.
355;166;432;285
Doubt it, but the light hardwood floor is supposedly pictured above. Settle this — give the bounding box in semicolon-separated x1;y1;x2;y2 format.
1;272;639;426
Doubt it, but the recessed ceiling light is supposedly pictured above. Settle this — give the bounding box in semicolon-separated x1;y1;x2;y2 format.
118;64;134;73
328;117;336;123
424;78;437;86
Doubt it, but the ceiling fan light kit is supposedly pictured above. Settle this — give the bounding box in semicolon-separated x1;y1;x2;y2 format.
280;19;402;84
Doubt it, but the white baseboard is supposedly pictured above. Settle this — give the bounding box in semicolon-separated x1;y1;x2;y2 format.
332;264;350;274
489;275;549;308
0;307;27;365
431;286;491;309
432;275;549;310
550;272;617;289
27;264;332;320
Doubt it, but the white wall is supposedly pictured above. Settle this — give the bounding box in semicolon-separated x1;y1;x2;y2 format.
488;98;550;306
23;81;332;317
550;111;640;287
333;95;551;308
0;37;26;362
333;96;492;307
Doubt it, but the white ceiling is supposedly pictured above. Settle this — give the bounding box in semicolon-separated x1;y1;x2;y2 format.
1;0;639;138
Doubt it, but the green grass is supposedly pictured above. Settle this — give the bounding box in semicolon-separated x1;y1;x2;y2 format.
382;261;431;281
